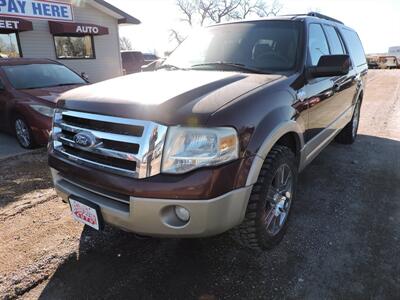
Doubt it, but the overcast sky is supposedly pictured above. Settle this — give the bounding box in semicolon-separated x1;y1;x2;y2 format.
108;0;400;55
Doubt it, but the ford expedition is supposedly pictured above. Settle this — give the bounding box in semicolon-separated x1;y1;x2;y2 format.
49;13;367;250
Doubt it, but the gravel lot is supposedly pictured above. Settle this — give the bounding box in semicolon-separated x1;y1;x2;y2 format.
0;133;31;160
0;70;399;300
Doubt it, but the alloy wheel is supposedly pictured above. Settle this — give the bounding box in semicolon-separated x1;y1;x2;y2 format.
15;118;31;148
352;102;361;138
265;163;293;236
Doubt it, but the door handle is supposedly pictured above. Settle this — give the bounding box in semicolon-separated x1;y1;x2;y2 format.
333;83;341;92
296;90;306;102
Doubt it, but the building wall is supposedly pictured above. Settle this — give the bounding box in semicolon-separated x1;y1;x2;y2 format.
18;1;123;83
389;46;400;60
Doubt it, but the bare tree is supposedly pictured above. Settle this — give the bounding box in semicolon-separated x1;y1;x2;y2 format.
206;0;242;23
170;0;282;44
169;29;185;45
177;0;197;26
255;0;282;17
198;0;216;25
120;37;133;51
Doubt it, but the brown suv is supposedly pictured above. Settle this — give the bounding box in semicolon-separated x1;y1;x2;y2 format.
0;58;87;148
49;13;367;250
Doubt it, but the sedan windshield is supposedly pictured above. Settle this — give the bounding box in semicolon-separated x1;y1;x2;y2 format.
2;63;86;90
163;21;301;73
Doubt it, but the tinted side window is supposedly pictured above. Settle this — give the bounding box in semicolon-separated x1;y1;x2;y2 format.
341;29;366;66
324;25;345;55
308;24;330;66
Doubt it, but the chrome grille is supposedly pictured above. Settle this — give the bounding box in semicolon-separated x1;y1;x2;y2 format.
52;110;168;179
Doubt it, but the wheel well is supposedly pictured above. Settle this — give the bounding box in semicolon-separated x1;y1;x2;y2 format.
8;109;27;133
275;132;301;162
5;108;17;129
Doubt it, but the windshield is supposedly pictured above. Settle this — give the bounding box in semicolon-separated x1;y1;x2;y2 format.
164;21;301;73
2;63;86;90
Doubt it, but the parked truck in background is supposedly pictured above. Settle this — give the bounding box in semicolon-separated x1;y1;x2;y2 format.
378;55;398;69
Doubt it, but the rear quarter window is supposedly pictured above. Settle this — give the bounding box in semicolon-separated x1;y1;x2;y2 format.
340;29;366;67
323;25;345;55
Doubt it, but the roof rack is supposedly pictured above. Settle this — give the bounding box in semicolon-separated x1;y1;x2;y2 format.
307;12;344;25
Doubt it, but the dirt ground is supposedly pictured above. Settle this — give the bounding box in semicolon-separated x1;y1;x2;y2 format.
0;70;399;300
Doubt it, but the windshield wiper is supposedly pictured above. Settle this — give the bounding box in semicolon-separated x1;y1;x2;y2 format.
21;83;79;90
53;83;79;87
156;64;185;71
190;62;268;74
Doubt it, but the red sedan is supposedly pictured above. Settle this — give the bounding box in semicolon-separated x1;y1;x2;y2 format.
0;58;88;148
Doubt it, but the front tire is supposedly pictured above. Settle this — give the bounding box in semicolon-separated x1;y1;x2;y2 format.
335;100;361;145
14;115;36;149
232;145;298;250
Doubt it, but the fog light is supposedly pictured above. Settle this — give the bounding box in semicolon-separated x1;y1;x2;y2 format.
174;206;190;222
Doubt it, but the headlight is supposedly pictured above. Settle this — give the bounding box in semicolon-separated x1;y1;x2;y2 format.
162;126;239;174
30;105;55;117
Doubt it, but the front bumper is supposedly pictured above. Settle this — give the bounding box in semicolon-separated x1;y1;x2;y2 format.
51;168;253;237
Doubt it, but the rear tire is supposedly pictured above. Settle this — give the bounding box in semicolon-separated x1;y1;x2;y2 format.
232;145;298;250
335;100;361;145
13;115;36;149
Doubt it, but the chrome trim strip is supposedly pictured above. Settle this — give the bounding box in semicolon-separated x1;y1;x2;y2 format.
55;122;143;144
59;136;140;162
62;110;150;127
55;147;138;178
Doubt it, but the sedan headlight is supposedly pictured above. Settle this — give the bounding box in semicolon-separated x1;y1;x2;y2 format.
162;126;239;174
30;105;55;118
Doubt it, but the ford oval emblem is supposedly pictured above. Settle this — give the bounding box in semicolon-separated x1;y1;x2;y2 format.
73;132;97;148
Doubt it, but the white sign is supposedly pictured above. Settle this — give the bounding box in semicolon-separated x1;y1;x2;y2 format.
0;0;73;21
76;25;99;34
0;19;19;29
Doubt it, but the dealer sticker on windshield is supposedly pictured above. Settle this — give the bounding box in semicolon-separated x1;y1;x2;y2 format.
69;199;100;230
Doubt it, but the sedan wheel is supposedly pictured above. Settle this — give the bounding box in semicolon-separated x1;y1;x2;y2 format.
14;117;34;149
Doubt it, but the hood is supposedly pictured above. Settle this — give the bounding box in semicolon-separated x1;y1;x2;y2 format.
21;84;85;104
60;71;282;125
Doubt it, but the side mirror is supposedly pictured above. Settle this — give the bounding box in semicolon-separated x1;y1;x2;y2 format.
81;72;89;81
308;55;351;78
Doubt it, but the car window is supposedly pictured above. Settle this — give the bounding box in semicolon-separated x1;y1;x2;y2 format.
144;54;157;60
308;24;330;66
2;63;86;90
164;21;301;73
340;29;367;67
323;25;345;55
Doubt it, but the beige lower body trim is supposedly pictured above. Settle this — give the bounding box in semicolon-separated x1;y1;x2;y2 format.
299;104;354;171
51;169;253;237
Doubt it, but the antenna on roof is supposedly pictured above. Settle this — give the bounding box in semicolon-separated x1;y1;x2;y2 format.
307;12;344;24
